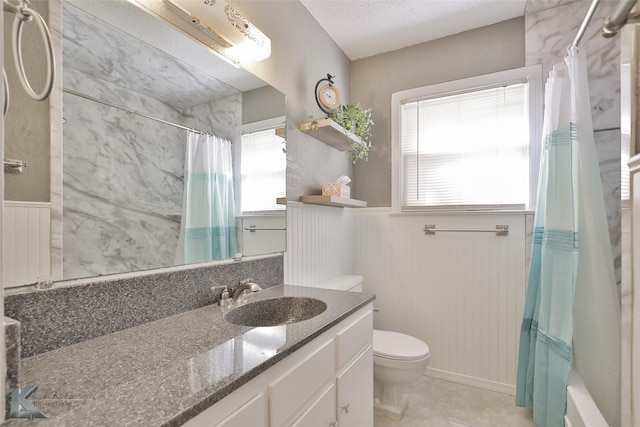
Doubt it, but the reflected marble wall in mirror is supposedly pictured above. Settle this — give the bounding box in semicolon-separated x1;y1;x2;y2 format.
3;0;286;287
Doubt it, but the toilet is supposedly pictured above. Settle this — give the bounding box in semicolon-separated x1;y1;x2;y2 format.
316;275;430;420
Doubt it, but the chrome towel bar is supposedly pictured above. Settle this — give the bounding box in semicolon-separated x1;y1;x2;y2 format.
244;227;286;232
423;224;509;236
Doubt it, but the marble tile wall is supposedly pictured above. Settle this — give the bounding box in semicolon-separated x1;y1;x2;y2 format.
525;0;622;285
63;68;185;280
62;69;242;282
526;1;620;130
183;94;243;142
49;0;63;281
62;3;239;110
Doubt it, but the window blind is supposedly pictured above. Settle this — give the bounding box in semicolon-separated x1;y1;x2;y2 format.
401;83;529;209
241;128;286;212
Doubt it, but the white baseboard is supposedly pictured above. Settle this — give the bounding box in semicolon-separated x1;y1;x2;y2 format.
426;368;516;396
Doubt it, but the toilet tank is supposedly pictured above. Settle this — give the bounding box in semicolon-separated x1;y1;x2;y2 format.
316;275;363;292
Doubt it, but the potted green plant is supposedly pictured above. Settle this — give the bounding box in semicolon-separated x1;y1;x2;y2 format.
331;103;374;162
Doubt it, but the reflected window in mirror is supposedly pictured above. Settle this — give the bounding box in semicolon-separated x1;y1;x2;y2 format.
235;117;286;257
237;117;286;214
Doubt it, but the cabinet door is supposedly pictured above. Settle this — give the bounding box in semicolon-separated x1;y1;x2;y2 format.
216;393;267;427
270;340;335;426
336;346;373;427
291;384;337;427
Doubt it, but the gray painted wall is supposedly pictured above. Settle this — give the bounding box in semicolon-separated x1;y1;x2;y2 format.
3;0;50;201
235;0;353;200
243;85;286;124
350;17;526;206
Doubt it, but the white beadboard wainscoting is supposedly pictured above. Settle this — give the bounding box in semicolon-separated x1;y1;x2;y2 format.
284;201;354;286
3;201;52;288
353;209;527;394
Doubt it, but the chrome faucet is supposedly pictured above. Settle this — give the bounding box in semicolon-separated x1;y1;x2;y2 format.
230;279;262;303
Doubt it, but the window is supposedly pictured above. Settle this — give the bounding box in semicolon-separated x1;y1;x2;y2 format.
236;117;286;213
392;66;542;211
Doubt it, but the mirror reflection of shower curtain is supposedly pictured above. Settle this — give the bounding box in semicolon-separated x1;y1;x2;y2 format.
176;131;238;264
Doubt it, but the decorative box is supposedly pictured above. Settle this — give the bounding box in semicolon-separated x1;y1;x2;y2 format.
322;183;350;198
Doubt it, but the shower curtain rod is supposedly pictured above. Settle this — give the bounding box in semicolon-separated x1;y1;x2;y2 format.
572;0;639;45
63;88;215;137
602;0;639;38
571;0;601;49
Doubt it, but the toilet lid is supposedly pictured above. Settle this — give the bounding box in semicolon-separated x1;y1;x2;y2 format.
373;330;430;361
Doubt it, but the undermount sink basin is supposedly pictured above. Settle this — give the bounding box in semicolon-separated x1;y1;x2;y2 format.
224;296;327;327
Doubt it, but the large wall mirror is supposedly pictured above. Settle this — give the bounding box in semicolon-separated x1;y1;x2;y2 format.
3;0;286;287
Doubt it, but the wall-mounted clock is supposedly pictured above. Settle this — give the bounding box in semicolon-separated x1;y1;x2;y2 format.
315;74;341;115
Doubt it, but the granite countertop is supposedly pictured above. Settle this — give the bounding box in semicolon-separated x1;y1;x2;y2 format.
3;285;375;426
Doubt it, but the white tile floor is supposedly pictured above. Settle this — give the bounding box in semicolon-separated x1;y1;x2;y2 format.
374;376;536;427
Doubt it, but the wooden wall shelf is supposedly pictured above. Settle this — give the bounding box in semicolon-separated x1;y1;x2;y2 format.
300;195;367;208
299;118;361;152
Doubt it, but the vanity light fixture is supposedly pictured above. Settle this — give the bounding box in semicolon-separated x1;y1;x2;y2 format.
129;0;271;67
173;0;271;62
129;0;238;66
131;0;271;65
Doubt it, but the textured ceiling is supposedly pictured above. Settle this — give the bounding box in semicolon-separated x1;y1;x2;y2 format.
299;0;528;60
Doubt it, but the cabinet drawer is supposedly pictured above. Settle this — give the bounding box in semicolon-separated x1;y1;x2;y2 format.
336;310;373;368
270;340;336;426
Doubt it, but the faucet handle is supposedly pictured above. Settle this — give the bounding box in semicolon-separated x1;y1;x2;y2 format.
239;278;254;285
218;286;232;307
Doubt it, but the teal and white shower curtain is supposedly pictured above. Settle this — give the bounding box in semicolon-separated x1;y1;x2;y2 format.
516;48;620;426
176;131;238;264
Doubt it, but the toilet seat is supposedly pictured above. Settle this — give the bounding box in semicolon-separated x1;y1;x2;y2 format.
373;330;430;361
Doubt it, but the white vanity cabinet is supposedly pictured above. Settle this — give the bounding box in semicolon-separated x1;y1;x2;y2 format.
183;304;373;427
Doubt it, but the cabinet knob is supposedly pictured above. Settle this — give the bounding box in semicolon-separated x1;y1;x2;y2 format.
341;403;350;414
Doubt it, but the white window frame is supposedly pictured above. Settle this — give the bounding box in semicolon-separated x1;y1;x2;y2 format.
234;116;286;216
391;65;543;213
